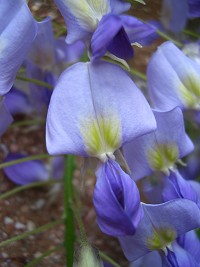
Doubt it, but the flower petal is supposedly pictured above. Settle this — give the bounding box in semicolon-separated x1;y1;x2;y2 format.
46;61;156;158
4;86;33;115
0;0;37;94
124;107;193;180
147;41;200;111
93;160;142;236
119;199;200;261
3;153;49;185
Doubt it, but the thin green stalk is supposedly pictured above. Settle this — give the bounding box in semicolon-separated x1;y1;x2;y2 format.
0;219;64;248
183;29;200;39
156;29;182;48
10;119;45;128
64;155;75;267
130;68;147;81
99;251;121;267
0;154;50;170
16;75;53;89
0;179;60;201
24;244;63;267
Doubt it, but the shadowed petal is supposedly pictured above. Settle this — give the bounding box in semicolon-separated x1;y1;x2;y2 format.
3;153;49;185
4;87;33;115
93;160;142;236
161;0;188;33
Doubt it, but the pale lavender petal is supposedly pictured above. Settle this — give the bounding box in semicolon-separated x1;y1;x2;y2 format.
55;38;85;63
93;160;142;236
4;87;33;115
109;0;131;14
46;61;156;157
124;107;193;180
147;41;200;111
119;199;200;261
3;153;49;185
53;0;92;44
0;98;13;136
0;0;37;94
129;251;162;267
161;0;188;33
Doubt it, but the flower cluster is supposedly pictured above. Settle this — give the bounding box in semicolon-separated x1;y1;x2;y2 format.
1;0;200;266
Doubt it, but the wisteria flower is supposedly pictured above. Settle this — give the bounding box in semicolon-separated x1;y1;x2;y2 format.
46;61;156;162
53;0;156;60
93;160;142;236
123;107;193;180
119;199;200;263
147;41;200;111
0;0;37;95
3;153;49;185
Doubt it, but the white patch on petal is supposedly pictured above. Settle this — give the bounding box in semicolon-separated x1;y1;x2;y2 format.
64;0;111;31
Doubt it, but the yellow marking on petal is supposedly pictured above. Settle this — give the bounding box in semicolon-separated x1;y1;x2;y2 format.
147;143;179;174
64;0;110;31
178;72;200;109
147;227;177;252
80;111;122;161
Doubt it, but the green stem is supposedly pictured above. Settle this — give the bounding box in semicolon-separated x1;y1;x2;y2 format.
24;244;63;267
0;154;50;170
130;68;147;81
64;155;75;267
0;219;64;248
183;29;200;39
99;251;121;267
0;179;60;201
156;29;182;48
16;75;53;90
10;119;45;128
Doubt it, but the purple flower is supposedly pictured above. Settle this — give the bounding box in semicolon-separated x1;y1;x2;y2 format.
46;61;156;161
119;199;200;262
3;153;49;185
0;0;37;95
4;86;33;115
53;0;156;60
0;97;13;136
147;41;200;111
162;170;200;208
123;107;193;180
93;160;142;236
178;230;200;263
